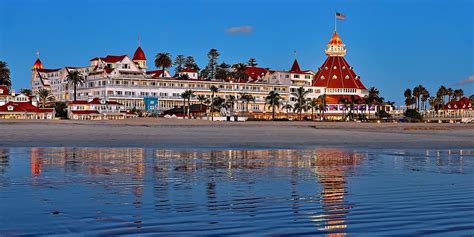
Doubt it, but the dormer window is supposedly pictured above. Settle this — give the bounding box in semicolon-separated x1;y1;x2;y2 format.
342;66;346;70
320;76;325;80
345;75;349;79
332;75;337;79
324;66;328;70
7;106;14;111
355;76;360;80
333;66;337;70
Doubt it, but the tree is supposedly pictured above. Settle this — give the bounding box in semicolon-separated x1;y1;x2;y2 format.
403;89;412;108
226;95;237;115
338;97;349;120
308;98;320;121
282;102;293;120
204;49;219;80
446;87;454;101
292;87;310;120
0;61;11;88
247;57;258;67
265;91;282;120
436;86;448;105
20;88;32;96
453;89;464;100
232;63;248;82
239;92;254;116
317;94;327;120
37;88;54;108
174;55;186;72
184;56;200;71
54;102;67;118
154;52;172;77
181;90;195;119
66;71;85;101
412;85;422;110
366;87;381;119
216;62;231;80
212;96;225;114
421;88;430;111
196;94;208;115
210;85;219;121
178;73;190;80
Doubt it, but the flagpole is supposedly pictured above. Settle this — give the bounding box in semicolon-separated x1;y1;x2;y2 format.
334;13;337;32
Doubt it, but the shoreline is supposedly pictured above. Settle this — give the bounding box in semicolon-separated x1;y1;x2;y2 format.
0;118;473;150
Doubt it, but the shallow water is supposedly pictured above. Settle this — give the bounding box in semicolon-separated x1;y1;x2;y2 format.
0;148;473;236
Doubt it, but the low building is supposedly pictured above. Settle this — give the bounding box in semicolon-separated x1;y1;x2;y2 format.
67;98;136;120
0;91;54;119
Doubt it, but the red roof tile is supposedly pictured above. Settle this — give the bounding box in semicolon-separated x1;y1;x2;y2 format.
100;55;127;63
444;97;472;110
0;86;9;96
313;56;367;90
244;67;268;80
32;58;44;70
0;102;53;113
132;47;146;61
289;59;302;73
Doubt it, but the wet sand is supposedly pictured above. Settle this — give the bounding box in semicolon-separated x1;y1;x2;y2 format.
0;118;472;149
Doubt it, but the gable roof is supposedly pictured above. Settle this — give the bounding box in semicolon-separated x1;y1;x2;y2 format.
444;97;472;110
0;102;54;113
244;67;268;80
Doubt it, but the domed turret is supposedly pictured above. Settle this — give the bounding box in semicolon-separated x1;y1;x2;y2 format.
325;31;346;57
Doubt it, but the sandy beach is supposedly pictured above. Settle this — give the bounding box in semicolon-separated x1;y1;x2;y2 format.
0;118;472;149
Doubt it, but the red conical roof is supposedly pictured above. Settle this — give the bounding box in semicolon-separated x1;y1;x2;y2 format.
328;31;344;45
289;59;302;73
312;56;366;90
32;58;43;70
132;46;146;61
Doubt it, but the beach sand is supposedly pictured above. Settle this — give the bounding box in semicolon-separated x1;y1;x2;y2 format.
0;118;472;149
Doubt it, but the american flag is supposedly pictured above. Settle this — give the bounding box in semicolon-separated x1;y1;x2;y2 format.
336;12;346;20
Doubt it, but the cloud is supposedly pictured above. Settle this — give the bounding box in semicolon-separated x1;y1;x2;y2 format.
225;25;253;34
457;75;474;85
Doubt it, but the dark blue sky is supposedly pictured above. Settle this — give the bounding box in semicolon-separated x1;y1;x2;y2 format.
1;0;472;104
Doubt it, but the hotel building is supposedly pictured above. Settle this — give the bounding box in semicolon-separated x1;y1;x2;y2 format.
31;31;376;118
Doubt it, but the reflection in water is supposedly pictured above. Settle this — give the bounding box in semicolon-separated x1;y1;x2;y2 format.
0;149;9;175
0;147;471;236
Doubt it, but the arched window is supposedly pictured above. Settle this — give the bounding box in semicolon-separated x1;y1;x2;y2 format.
332;75;337;79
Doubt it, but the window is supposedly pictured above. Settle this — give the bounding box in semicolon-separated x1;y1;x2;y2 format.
345;75;349;79
333;66;337;69
305;75;311;79
294;74;300;79
320;76;325;80
332;75;337;79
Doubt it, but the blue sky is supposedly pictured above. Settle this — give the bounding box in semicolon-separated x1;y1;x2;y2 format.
0;0;472;104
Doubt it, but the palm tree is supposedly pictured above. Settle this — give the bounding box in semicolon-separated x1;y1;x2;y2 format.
20;88;32;96
212;96;225;113
196;95;208;116
447;87;454;101
282;102;293;120
226;95;237;115
412;85;422;110
265;91;282;120
308;98;320;121
404;88;414;109
0;61;11;88
436;86;448;105
317;94;327;120
421;89;430;111
338;97;349;120
37;88;54;108
66;71;85;101
184;90;195;118
232;63;248;82
291;87;310;120
210;85;219;121
181;91;188;118
239;92;254;116
154;52;172;77
453;89;464;100
366;87;381;119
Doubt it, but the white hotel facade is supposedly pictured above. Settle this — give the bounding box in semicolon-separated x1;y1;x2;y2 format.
31;32;371;117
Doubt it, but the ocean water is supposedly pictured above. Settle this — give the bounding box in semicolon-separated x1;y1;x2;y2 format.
0;148;473;236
